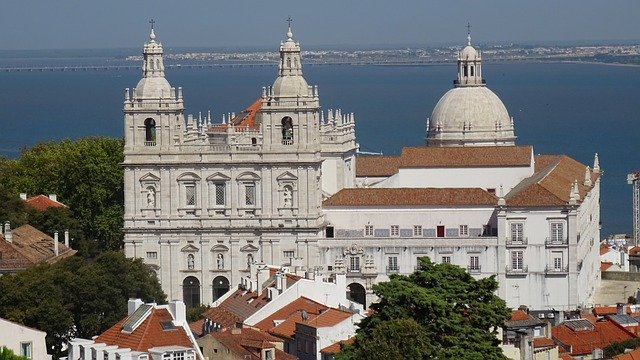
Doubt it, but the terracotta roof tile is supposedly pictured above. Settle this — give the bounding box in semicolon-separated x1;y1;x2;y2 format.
95;308;194;352
552;319;634;355
511;310;532;321
254;297;328;333
320;338;354;354
210;328;295;360
601;261;614;271
505;310;545;328
613;347;640;359
323;188;497;207
601;245;611;256
629;246;640;256
0;224;76;271
208;98;262;133
24;195;66;211
356;156;401;177
533;337;556;348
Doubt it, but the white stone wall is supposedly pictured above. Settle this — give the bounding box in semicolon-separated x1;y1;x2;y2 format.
0;318;49;360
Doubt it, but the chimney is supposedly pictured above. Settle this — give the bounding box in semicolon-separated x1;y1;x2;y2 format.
54;232;59;256
64;230;70;248
256;264;269;294
617;303;625;315
19;193;27;201
3;222;12;243
169;299;186;325
49;194;57;202
127;298;144;315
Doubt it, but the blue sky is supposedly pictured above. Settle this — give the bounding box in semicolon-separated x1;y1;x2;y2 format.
1;0;638;49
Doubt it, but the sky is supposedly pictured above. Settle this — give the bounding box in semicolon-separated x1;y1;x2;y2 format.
0;0;639;50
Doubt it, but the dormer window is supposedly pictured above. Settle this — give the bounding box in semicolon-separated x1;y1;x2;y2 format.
144;118;156;146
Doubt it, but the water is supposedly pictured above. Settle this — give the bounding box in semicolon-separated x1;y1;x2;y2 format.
0;61;638;237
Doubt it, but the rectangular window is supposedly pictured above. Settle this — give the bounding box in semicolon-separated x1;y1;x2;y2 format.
185;185;196;206
349;256;360;271
553;252;563;270
365;225;374;236
20;342;32;359
391;225;399;236
413;225;422;236
551;223;563;242
214;183;225;206
469;256;480;271
245;184;256;206
283;250;294;259
442;256;451;264
510;223;524;242
511;251;524;270
104;352;109;360
174;352;184;360
326;226;334;238
388;256;398;271
146;251;158;259
459;225;469;237
437;225;445;238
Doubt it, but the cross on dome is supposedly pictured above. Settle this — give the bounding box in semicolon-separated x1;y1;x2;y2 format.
149;19;156;41
286;16;293;40
466;22;472;46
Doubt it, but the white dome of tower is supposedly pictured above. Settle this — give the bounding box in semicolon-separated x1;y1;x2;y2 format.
271;22;311;98
426;29;516;147
135;27;172;99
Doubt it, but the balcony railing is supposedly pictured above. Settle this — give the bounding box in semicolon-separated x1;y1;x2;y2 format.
144;141;156;146
281;139;294;145
386;266;400;274
505;265;529;275
467;266;482;274
545;237;569;246
545;265;569;274
505;237;528;247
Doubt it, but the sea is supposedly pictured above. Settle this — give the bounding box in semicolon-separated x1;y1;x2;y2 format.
0;53;638;238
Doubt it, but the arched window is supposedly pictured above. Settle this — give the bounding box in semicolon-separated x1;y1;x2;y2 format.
144;118;156;146
149;59;154;70
281;117;293;145
470;66;475;76
212;276;230;302
187;254;195;270
347;282;366;308
182;276;200;307
251;137;257;146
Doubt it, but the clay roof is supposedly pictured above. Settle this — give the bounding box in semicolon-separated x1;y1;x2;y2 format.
601;245;611;255
95;308;194;352
552;319;634;355
320;338;354;354
629;246;640;256
533;337;556;349
593;306;631;316
601;261;614;271
323;188;498;207
559;354;577;360
208;98;262;133
269;308;353;339
504;310;545;328
209;328;295;360
355;145;533;177
0;224;76;271
24;195;66;211
614;347;640;359
254;297;328;333
506;155;600;207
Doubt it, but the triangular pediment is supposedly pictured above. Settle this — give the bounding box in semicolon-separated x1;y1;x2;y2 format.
181;244;200;253
206;172;231;181
276;171;298;181
240;244;259;252
211;244;229;252
140;173;160;182
237;172;260;181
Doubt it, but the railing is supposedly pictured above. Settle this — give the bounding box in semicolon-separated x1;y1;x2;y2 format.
386;266;400;274
545;237;569;246
505;237;528;247
144;141;156;146
281;139;294;145
467;266;482;274
545;265;569;274
505;265;529;275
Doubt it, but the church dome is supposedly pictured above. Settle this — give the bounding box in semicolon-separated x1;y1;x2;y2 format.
272;75;310;98
135;76;172;99
460;45;478;59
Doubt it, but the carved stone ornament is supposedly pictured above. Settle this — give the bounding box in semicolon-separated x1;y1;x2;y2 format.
343;243;364;256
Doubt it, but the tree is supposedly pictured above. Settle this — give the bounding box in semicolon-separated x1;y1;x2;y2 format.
337;257;511;360
0;137;124;255
0;347;29;360
0;252;166;359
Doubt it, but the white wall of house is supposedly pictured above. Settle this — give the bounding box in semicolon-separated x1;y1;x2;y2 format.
0;317;50;360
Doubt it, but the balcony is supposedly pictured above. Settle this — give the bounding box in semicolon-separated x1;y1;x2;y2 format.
386;266;400;275
545;265;569;275
505;237;528;247
505;265;528;276
545;237;568;247
144;141;156;146
467;266;482;274
281;139;294;145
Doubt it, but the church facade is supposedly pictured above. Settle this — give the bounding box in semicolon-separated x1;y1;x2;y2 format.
123;26;600;311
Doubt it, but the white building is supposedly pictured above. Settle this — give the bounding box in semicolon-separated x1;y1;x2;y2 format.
0;317;50;360
123;25;601;311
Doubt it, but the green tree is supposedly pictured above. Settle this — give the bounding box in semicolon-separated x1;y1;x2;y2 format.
0;347;29;360
0;137;124;254
337;258;511;360
0;252;166;359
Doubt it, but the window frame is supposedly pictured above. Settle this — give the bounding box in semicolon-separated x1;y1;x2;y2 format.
510;222;524;242
459;224;469;237
364;225;374;237
511;250;524;270
413;225;422;237
550;222;564;242
349;256;361;272
20;342;32;359
390;225;399;237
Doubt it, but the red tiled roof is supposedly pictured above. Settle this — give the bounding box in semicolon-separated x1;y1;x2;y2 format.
629;246;640;256
552;319;635;355
254;297;328;333
533;337;556;348
210;328;295;360
601;261;614;271
0;224;76;271
24;195;66;211
208;98;262;133
614;347;640;359
95;308;194;352
511;310;532;321
323;188;497;207
601;245;612;256
269;307;353;339
592;306;631;316
355;145;533;177
320;338;354;354
506;155;600;207
559;354;577;360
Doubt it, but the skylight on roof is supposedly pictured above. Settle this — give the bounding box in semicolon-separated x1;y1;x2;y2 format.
121;304;153;333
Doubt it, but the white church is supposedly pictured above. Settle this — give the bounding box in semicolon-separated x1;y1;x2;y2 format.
123;25;601;311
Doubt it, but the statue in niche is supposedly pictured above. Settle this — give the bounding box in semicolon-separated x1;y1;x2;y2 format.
146;187;156;208
187;254;194;270
283;186;293;208
217;253;224;270
247;253;254;269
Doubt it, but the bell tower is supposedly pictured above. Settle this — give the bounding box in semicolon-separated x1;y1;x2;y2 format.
123;21;185;151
